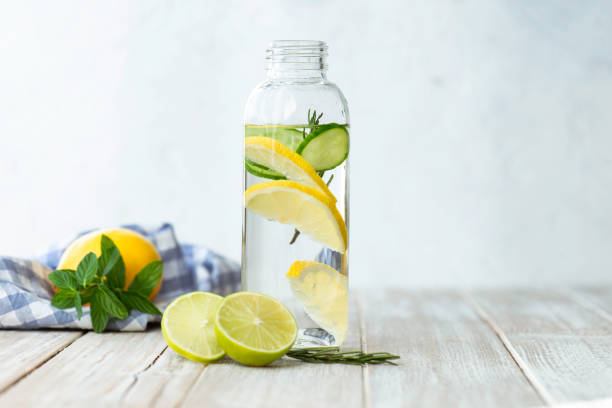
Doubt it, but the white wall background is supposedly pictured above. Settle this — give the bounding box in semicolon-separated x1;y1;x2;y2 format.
1;0;611;288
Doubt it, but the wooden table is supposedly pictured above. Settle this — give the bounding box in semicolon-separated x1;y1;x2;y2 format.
1;288;612;407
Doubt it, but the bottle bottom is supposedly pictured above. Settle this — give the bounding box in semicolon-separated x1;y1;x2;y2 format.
293;328;338;348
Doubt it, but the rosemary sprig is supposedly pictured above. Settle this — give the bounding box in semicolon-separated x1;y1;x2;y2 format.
301;109;323;139
286;347;400;366
291;109;326;245
289;172;334;245
289;227;301;245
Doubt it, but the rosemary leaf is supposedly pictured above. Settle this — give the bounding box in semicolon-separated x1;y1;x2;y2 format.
286;347;400;366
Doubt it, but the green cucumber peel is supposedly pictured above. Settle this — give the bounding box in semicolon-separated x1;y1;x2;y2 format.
245;126;303;151
245;159;286;180
296;123;349;171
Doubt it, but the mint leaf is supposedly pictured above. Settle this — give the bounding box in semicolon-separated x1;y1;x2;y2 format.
105;257;126;289
74;292;83;319
99;235;125;289
98;285;128;319
128;260;163;297
80;286;97;304
75;252;98;288
99;235;120;275
90;290;110;333
121;292;161;315
99;246;120;276
51;289;77;309
49;269;77;290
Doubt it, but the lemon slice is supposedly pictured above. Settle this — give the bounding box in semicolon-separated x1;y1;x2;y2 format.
286;261;348;345
245;180;347;252
161;292;225;363
245;136;336;201
215;291;298;366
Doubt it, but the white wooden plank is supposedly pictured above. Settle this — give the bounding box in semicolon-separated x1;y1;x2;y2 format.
0;330;82;392
0;329;166;406
470;289;612;403
120;347;205;408
571;287;612;323
363;290;543;408
178;295;364;408
552;397;612;408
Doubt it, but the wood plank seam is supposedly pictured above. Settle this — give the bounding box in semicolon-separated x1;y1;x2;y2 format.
177;361;213;407
0;331;85;395
119;345;170;404
564;291;612;325
459;291;556;407
356;293;372;408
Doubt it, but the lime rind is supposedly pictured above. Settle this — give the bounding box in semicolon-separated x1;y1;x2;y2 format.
161;291;225;363
215;291;298;366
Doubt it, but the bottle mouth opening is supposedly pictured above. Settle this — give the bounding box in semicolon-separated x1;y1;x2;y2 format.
267;40;328;55
266;40;328;71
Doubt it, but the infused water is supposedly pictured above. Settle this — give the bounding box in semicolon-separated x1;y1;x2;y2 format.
243;122;349;347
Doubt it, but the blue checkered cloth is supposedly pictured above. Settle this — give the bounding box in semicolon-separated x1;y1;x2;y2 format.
0;224;241;331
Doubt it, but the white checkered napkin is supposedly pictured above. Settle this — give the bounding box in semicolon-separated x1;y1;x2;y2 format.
0;223;241;331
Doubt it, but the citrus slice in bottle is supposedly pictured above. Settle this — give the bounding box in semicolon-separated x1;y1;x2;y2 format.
245;159;285;180
286;261;348;345
296;124;349;171
244;180;347;252
245;136;335;201
215;291;298;366
161;291;225;363
245;126;304;151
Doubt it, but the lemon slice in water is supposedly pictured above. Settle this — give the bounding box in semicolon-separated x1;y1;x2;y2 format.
245;136;335;201
287;261;348;345
245;180;347;252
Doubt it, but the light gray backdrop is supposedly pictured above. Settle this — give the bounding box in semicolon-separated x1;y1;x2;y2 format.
1;0;611;288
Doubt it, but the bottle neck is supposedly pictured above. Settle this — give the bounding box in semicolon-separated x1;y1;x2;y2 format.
266;40;328;83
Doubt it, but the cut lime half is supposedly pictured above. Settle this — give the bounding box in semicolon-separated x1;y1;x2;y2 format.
215;291;298;366
161;292;225;363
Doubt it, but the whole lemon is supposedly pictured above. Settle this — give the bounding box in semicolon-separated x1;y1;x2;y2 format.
57;228;162;300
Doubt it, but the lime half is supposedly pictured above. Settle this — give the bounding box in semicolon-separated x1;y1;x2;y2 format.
215;291;298;366
162;292;225;363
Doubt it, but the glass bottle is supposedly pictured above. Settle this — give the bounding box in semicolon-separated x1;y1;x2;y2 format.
243;40;350;347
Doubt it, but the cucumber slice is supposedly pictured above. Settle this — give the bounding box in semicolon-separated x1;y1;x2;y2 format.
245;159;285;180
245;126;303;151
296;124;349;171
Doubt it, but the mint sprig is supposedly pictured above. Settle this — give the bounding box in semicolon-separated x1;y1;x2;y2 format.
48;234;163;333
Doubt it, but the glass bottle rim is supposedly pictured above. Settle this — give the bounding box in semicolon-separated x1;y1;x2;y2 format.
266;40;328;73
266;40;328;55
